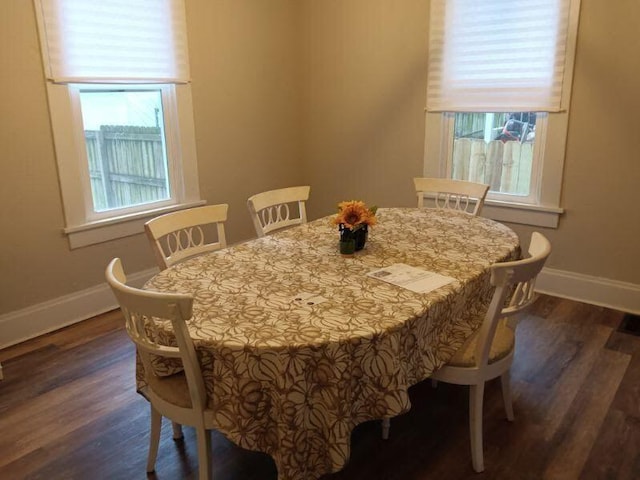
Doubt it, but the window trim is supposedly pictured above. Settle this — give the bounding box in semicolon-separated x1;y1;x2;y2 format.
64;199;206;249
47;82;202;248
72;84;181;221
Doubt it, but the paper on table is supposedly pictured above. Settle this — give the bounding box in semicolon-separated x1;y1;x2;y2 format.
367;263;456;294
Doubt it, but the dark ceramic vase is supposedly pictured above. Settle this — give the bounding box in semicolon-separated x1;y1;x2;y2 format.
354;225;368;251
339;224;367;253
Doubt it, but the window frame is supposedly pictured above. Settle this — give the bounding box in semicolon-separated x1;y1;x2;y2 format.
423;0;581;228
424;110;566;228
47;81;203;248
73;83;183;221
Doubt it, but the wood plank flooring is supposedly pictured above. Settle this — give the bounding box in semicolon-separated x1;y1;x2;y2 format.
0;295;638;479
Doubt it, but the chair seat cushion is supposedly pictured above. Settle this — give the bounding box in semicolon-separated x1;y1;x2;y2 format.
147;371;192;408
447;322;515;367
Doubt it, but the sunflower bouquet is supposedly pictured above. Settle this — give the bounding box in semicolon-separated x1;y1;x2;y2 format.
332;200;378;253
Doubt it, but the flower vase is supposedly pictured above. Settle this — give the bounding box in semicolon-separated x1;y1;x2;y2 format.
354;225;368;251
338;224;367;254
339;238;356;255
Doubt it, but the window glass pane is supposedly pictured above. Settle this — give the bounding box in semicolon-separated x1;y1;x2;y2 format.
79;89;170;212
451;112;537;196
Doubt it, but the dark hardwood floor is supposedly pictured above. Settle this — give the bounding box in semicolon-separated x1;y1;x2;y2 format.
1;295;638;479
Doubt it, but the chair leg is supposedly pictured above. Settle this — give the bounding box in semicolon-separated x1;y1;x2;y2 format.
501;371;515;422
469;383;485;473
196;426;212;480
146;406;162;473
172;421;184;440
381;417;390;440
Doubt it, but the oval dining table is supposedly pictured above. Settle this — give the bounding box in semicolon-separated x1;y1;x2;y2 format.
141;207;520;480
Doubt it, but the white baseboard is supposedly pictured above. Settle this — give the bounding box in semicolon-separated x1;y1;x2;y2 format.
0;268;157;350
536;267;640;315
0;266;638;351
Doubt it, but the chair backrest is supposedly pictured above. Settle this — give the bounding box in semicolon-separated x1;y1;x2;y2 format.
105;258;207;412
144;204;228;270
247;186;310;237
414;177;489;216
474;232;551;368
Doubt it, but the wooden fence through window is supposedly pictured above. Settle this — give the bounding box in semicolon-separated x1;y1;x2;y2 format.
452;138;534;196
85;125;169;211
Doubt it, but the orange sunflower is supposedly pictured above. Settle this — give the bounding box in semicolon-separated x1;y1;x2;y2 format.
332;200;377;229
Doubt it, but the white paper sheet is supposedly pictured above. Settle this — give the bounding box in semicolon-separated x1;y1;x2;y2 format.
367;263;456;294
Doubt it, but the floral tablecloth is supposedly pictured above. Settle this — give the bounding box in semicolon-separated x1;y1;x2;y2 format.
142;207;519;479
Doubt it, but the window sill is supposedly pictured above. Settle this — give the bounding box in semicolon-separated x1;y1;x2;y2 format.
64;200;206;249
481;200;563;228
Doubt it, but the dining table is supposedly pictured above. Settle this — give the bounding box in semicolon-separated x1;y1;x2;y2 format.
141;207;520;480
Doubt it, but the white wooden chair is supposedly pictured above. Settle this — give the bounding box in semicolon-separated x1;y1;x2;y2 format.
106;258;214;480
430;232;551;472
247;186;310;237
414;177;489;216
145;204;228;270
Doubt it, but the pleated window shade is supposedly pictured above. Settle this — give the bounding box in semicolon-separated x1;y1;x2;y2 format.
427;0;571;112
36;0;190;83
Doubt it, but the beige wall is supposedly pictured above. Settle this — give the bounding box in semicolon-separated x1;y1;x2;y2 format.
187;0;304;242
528;0;640;282
1;1;153;314
300;0;640;285
301;0;429;213
0;0;303;315
0;0;638;318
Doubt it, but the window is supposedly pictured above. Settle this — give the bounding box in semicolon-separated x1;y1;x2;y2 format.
79;86;172;215
423;0;581;227
35;0;202;248
448;111;543;204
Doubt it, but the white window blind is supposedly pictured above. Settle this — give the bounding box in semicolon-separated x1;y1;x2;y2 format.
426;0;571;112
35;0;190;83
